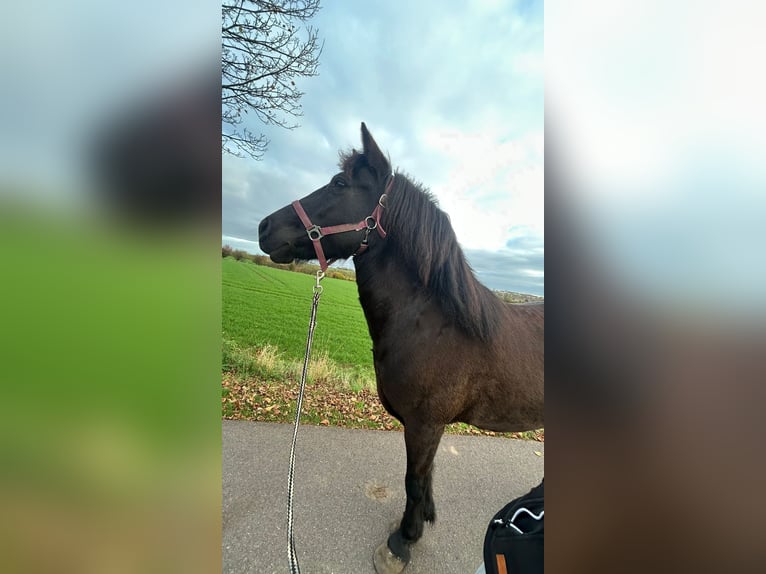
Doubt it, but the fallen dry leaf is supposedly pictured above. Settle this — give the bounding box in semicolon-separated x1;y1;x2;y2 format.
221;371;543;441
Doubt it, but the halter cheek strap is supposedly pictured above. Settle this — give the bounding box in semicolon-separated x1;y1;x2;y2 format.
291;175;393;272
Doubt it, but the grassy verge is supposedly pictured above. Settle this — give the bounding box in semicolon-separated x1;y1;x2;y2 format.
221;341;544;441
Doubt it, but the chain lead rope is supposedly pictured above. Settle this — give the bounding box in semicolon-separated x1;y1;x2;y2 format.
287;270;324;574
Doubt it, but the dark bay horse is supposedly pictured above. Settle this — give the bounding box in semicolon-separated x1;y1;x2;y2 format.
258;123;543;573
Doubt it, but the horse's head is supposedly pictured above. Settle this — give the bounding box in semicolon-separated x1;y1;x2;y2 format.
258;123;391;268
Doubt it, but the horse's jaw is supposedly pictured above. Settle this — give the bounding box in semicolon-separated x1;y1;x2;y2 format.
265;243;296;264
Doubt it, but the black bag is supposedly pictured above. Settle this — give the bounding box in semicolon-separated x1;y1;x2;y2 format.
483;479;544;574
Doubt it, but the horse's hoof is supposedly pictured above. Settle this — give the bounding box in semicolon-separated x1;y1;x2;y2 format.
373;542;408;574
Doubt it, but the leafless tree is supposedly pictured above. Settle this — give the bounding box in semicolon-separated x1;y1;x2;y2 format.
222;0;323;159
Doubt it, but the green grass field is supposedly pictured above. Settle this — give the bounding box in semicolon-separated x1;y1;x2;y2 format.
222;257;375;384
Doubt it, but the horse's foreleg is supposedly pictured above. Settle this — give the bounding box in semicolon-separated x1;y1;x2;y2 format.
388;423;445;562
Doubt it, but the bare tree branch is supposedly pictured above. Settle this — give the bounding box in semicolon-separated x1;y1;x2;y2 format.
222;0;323;159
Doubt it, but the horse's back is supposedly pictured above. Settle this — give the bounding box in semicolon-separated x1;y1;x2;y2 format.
505;300;544;310
502;300;544;335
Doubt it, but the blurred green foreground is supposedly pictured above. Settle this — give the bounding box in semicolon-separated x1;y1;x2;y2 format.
0;205;221;573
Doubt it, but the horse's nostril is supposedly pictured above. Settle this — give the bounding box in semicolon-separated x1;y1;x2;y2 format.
258;217;270;239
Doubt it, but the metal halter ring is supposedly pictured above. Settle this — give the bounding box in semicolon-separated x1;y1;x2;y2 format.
364;216;378;231
306;225;323;241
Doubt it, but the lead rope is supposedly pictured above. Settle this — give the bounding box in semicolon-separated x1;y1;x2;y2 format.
287;269;324;574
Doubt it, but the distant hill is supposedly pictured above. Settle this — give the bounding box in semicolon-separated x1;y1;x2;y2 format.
495;290;544;304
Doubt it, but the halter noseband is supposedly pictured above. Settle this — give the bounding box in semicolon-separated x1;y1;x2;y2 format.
291;174;394;272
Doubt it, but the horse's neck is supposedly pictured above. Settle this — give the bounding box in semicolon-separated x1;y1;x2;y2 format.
353;247;421;338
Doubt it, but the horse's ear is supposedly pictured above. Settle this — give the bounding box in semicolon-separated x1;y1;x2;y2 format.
360;122;390;178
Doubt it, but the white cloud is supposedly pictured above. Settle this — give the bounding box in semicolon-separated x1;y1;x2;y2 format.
222;234;259;248
420;128;543;252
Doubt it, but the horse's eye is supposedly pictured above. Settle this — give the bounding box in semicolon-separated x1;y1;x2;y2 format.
334;178;347;188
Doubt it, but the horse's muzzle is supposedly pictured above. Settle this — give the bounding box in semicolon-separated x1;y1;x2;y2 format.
257;215;293;262
257;216;271;241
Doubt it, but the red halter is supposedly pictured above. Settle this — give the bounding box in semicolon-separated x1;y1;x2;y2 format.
291;175;393;272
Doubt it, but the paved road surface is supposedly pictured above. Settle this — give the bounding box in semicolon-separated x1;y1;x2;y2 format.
223;421;544;574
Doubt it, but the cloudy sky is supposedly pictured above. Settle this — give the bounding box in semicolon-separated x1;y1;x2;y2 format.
223;0;544;295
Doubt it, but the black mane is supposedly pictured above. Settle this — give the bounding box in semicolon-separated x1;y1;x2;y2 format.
384;172;505;342
339;149;505;341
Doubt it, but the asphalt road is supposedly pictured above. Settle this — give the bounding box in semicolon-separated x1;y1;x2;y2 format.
222;421;544;574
